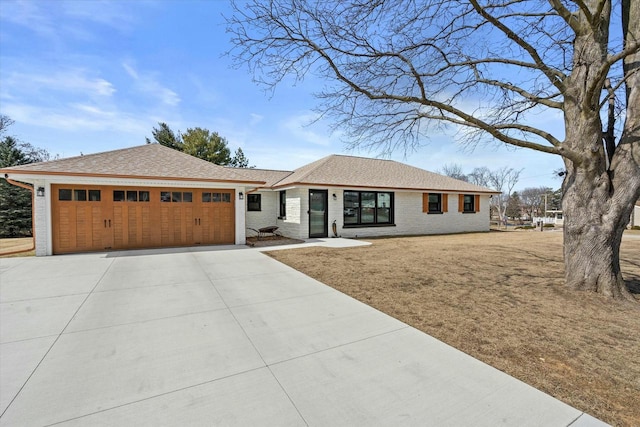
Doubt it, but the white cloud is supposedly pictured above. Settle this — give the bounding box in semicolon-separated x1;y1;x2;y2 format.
122;62;181;107
281;112;335;146
1;68;116;98
249;113;264;126
4;102;148;135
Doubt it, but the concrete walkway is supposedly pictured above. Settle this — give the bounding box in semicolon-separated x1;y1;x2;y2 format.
0;239;606;426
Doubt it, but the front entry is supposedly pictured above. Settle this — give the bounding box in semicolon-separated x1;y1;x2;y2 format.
309;189;328;238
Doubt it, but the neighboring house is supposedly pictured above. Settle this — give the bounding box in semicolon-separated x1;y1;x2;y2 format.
239;154;498;240
631;200;640;227
1;145;498;256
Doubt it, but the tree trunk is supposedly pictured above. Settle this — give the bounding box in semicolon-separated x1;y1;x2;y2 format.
562;172;635;299
561;0;640;300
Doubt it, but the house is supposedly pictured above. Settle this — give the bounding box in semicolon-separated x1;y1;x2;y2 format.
1;145;498;256
631;200;640;228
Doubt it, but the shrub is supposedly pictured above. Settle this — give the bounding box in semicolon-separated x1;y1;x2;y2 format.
543;223;555;228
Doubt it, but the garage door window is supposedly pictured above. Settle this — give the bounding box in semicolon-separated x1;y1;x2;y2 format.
59;189;72;201
203;192;232;203
127;191;138;202
160;191;192;202
59;188;101;201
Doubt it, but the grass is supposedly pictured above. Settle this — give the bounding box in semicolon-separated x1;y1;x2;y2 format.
266;230;640;426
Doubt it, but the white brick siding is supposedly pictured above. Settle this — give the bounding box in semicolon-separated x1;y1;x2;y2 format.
34;180;49;256
249;187;491;239
245;191;280;236
336;191;490;238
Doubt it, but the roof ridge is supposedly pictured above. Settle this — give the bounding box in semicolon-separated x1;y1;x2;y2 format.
224;166;293;173
330;153;398;162
269;171;295;187
290;154;337;184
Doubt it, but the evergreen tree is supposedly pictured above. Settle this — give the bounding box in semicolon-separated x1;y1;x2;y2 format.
229;147;254;168
145;122;183;151
0;135;49;237
181;127;231;165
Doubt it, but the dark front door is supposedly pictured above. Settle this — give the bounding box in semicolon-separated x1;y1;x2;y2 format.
309;190;328;238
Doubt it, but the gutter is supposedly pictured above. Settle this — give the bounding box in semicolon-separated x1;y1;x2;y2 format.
1;176;35;256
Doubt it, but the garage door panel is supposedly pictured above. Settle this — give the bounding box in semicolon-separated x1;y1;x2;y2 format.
53;186;235;254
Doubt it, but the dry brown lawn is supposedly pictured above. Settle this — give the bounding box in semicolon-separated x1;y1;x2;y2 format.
0;237;35;257
267;230;640;427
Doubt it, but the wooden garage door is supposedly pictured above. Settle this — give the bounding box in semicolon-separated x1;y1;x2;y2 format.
52;185;235;254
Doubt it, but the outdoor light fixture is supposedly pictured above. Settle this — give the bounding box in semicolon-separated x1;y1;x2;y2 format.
332;193;337;200
37;187;45;197
239;192;244;200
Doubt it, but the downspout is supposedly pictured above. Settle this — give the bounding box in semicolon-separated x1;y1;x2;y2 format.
1;176;36;256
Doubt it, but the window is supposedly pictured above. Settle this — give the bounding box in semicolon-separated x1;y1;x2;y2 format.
114;190;149;202
459;194;479;213
73;189;86;201
203;192;232;203
113;190;125;202
279;190;286;218
58;189;72;201
343;191;394;226
59;188;100;201
126;191;138;202
248;194;261;211
428;194;441;213
423;193;448;214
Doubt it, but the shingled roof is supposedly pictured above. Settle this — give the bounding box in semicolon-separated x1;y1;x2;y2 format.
265;155;497;193
225;167;292;187
1;144;264;184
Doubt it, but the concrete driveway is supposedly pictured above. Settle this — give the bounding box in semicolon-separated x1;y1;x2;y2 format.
1;240;605;426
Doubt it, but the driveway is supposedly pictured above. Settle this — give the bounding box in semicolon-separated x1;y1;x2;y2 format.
1;240;605;426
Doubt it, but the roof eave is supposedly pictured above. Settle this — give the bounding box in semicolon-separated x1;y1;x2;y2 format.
0;169;266;185
269;181;499;194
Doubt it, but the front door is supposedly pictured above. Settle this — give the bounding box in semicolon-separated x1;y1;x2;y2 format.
309;190;328;238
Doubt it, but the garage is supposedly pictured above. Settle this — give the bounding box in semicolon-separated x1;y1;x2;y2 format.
0;144;263;256
52;185;236;254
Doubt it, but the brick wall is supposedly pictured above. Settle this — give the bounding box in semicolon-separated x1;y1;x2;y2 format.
247;188;491;240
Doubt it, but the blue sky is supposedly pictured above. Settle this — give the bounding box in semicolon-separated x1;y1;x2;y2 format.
0;0;565;191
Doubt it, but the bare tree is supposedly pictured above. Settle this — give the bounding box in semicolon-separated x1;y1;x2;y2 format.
0;115;14;136
486;167;523;226
520;186;553;220
228;0;640;299
467;167;492;187
439;163;468;181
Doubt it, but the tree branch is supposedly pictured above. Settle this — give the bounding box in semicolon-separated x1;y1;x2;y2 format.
476;77;564;109
588;40;640;106
546;0;580;33
469;0;566;92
